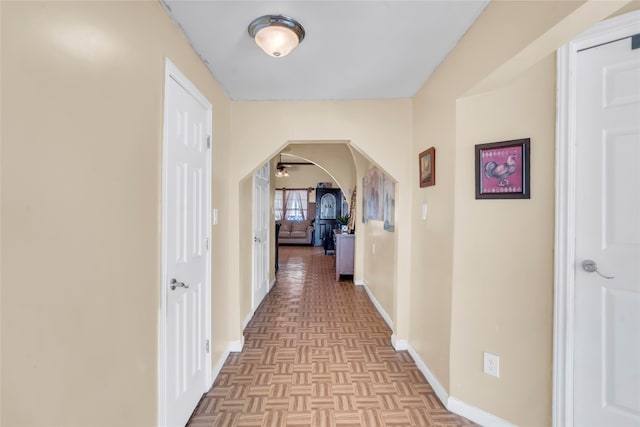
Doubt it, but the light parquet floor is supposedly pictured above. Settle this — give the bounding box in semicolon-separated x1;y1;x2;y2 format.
187;246;476;427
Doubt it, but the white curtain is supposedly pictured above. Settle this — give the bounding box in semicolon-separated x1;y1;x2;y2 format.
275;189;309;221
274;190;284;221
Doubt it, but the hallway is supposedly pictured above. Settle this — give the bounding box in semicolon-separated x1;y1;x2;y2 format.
187;246;475;427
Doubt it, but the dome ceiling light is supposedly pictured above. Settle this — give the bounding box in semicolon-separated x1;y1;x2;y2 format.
248;15;305;58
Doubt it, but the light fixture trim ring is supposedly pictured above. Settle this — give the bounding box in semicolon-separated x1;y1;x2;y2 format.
248;14;305;43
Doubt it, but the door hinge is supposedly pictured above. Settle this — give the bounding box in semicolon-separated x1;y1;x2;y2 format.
207;135;211;149
205;339;210;353
204;237;210;251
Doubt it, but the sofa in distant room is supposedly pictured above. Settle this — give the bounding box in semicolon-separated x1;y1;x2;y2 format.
278;219;314;245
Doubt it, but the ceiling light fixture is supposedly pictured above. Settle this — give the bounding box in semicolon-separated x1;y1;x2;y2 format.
275;155;290;177
248;15;305;58
275;164;289;178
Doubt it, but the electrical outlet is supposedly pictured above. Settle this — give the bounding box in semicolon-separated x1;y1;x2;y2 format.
483;352;500;378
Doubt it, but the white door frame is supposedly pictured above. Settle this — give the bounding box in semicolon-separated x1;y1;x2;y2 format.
553;10;640;427
158;58;213;427
252;162;270;311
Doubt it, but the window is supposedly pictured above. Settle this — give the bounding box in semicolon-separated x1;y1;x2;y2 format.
275;189;309;221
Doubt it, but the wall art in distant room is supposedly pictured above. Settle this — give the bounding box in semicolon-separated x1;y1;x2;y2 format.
419;147;436;187
475;138;530;199
363;166;384;221
362;175;370;224
383;176;395;232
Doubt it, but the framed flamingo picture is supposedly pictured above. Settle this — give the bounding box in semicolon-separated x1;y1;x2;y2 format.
475;138;530;199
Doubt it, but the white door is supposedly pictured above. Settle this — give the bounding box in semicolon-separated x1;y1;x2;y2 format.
253;163;270;309
574;35;640;426
162;61;211;427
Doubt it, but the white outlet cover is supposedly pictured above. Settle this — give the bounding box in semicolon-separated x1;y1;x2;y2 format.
483;352;500;378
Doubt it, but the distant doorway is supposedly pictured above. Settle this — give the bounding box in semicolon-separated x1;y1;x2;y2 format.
253;162;270;310
315;187;342;249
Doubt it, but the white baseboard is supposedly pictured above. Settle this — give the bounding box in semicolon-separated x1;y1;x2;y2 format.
405;343;450;406
208;336;246;388
356;280;394;329
242;310;254;331
210;347;230;388
270;278;276;290
403;342;517;427
448;397;517;427
228;336;244;353
391;334;409;351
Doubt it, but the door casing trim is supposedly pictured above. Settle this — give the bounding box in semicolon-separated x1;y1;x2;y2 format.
158;58;213;427
553;10;640;427
252;163;271;311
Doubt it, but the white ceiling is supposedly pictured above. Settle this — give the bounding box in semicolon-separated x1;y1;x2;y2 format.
161;1;489;101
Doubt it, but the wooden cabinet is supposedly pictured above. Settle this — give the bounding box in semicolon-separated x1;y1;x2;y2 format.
334;231;355;280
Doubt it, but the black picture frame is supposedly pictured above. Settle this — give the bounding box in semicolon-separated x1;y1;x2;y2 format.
475;138;530;199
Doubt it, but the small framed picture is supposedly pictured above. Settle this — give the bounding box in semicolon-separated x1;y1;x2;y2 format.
475;138;530;199
419;147;435;188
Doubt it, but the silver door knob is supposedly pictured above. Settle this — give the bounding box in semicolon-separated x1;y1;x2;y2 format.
170;278;189;290
582;260;614;279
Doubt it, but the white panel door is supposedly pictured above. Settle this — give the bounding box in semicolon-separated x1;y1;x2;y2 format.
165;72;210;427
253;163;270;309
575;36;640;426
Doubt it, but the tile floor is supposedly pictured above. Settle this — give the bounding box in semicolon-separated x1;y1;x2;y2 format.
187;246;475;427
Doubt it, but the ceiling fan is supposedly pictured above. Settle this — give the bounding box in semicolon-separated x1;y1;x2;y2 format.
275;155;313;178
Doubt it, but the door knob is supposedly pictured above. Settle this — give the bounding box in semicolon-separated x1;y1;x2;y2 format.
254;237;261;243
582;260;615;279
170;278;189;290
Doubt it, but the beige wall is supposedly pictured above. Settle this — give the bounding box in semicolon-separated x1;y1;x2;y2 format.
450;55;556;426
231;100;412;341
1;2;232;426
360;162;397;324
410;1;634;426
